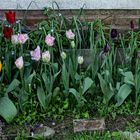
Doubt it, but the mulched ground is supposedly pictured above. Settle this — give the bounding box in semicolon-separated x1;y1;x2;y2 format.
1;114;140;139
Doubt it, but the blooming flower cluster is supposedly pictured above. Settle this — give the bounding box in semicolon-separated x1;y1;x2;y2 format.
15;46;51;69
12;34;29;44
30;46;51;62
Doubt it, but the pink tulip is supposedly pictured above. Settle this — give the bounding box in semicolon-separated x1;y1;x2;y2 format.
66;29;75;40
30;46;41;61
15;56;24;69
11;34;28;44
45;34;55;46
17;34;28;44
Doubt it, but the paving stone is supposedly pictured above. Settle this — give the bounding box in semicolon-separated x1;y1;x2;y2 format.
73;118;105;132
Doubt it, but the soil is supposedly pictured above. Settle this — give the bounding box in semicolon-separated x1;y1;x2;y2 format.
1;114;140;139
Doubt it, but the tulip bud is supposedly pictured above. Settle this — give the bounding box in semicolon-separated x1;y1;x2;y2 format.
61;51;67;59
78;56;84;64
71;41;75;48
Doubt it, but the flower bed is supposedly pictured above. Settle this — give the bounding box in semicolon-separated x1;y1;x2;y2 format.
1;6;140;139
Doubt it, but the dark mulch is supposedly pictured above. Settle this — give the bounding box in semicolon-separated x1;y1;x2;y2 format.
1;114;140;139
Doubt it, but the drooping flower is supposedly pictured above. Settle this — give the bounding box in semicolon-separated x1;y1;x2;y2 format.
42;51;50;63
110;29;117;38
5;10;16;24
11;34;28;44
78;56;84;64
66;29;75;40
3;26;12;38
0;60;2;72
61;51;67;59
30;46;41;61
103;43;110;53
15;56;24;69
130;20;134;29
71;41;75;48
45;34;55;46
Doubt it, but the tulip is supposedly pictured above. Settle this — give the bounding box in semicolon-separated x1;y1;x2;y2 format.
0;61;2;72
30;46;41;61
3;26;12;38
11;34;28;44
5;10;16;24
103;43;110;53
61;51;67;59
130;20;134;29
110;29;117;38
66;29;75;40
42;51;50;63
71;41;75;48
17;34;28;44
11;35;18;44
15;56;24;69
45;34;55;46
78;56;84;64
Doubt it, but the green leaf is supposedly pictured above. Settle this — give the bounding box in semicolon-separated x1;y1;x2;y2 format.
0;97;17;123
54;70;61;80
25;71;36;85
37;87;46;110
98;73;114;104
53;87;60;98
82;77;93;94
69;88;79;102
136;74;140;91
6;79;20;94
116;84;132;106
62;64;69;90
123;71;135;86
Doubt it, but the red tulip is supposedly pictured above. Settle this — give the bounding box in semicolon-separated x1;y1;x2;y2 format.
5;10;16;24
3;26;12;38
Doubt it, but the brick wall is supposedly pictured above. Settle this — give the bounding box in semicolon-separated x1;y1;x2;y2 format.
0;10;139;31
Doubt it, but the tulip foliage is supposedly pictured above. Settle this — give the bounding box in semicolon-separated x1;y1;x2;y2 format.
0;7;140;123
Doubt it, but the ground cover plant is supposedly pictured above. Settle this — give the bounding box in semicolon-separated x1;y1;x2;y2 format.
1;4;140;139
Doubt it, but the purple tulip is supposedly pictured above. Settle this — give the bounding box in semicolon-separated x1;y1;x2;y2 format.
130;20;134;29
110;29;117;38
103;43;110;53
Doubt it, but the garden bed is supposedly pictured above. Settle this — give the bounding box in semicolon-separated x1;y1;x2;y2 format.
1;5;140;140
